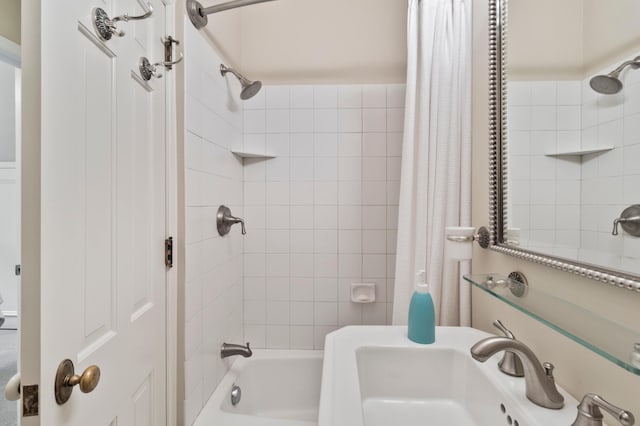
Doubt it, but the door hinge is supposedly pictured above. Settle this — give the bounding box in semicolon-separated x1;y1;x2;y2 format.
22;384;38;417
165;237;173;268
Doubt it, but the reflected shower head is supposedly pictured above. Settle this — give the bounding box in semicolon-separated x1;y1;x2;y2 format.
220;64;262;100
589;55;640;95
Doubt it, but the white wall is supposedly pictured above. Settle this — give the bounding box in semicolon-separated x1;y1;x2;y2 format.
0;0;20;45
241;84;405;349
472;1;640;424
0;61;16;161
238;0;408;84
182;19;245;425
507;0;584;79
508;0;640;79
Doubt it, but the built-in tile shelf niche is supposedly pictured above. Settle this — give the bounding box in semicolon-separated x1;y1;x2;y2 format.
544;146;613;158
231;149;276;159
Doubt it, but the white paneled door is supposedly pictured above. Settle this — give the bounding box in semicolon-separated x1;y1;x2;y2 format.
39;0;170;424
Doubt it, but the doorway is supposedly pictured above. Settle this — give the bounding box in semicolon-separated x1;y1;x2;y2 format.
0;34;21;426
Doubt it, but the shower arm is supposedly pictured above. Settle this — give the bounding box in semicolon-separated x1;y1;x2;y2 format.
220;65;246;83
609;56;640;76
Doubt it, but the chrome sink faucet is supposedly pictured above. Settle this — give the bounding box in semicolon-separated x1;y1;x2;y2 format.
470;336;565;409
221;342;252;359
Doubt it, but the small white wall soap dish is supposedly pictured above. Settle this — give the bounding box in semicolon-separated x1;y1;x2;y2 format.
351;283;375;303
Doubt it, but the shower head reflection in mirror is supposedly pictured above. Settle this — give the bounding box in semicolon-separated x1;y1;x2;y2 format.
589;56;640;95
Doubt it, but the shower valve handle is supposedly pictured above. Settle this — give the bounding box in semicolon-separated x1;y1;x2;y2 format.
92;2;153;41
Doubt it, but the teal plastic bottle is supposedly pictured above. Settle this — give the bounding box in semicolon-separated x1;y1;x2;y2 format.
408;270;435;344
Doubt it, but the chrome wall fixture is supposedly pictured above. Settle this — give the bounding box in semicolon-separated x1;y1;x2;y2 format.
139;51;184;82
220;64;262;100
217;206;246;236
139;57;162;81
590;56;640;95
487;0;640;293
612;205;640;237
187;0;279;29
92;2;154;41
445;226;491;249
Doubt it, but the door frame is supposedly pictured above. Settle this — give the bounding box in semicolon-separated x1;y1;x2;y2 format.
20;1;179;424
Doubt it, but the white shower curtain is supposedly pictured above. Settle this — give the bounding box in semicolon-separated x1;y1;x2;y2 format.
392;0;472;326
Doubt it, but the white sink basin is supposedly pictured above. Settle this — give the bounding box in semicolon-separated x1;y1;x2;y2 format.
318;326;578;426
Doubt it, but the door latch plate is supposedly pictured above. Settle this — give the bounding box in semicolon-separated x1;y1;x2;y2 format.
22;384;38;417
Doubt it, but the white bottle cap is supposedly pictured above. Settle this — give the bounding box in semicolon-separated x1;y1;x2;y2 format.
415;270;429;294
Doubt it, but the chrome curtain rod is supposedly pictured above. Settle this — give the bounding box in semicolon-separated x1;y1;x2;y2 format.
202;0;278;15
187;0;279;29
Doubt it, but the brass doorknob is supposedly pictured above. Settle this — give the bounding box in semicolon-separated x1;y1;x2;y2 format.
68;365;100;393
55;359;101;405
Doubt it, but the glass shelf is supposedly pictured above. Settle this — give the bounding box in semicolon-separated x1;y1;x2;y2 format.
464;273;640;375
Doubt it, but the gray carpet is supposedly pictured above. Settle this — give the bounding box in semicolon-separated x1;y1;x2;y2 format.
0;330;17;426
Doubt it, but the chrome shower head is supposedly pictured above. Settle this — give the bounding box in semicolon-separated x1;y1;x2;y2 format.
590;55;640;95
589;74;623;95
220;64;262;100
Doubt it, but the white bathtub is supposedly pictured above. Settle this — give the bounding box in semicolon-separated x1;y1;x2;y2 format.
193;350;323;426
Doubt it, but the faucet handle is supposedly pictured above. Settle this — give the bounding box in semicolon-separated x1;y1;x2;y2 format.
572;393;635;426
217;205;247;236
493;320;525;377
493;320;515;338
543;362;554;376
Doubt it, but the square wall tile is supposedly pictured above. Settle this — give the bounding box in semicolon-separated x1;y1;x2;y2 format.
363;109;387;132
290;133;315;156
266;86;290;109
314;109;339;133
339;109;363;133
338;133;362;157
244;109;266;133
314;86;338;108
339;86;362;108
363;133;387;157
387;84;406;108
291;86;314;109
315;133;339;157
530;82;556;105
362;85;387;108
291;109;315;133
266;325;290;349
291;302;314;325
290;326;314;349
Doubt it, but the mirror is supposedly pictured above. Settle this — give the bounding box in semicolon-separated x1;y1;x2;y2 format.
489;0;640;290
